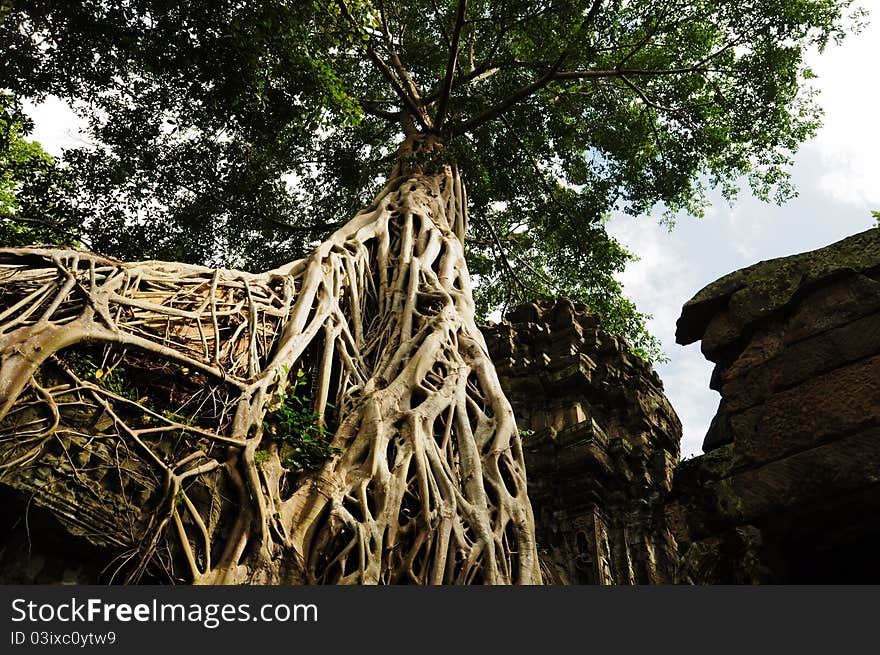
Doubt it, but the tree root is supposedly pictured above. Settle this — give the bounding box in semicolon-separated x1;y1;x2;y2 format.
0;138;541;584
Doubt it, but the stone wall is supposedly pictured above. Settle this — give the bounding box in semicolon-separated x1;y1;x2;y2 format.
11;222;876;585
2;294;684;585
482;298;682;584
671;227;880;583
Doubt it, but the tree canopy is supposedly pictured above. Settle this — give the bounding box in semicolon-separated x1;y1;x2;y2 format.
0;0;864;359
0;93;85;247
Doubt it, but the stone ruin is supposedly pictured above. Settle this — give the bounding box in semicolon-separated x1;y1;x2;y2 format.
481;227;880;584
669;227;880;583
1;227;878;583
481;298;682;584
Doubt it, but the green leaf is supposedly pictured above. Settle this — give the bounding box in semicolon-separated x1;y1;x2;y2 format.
3;0;863;361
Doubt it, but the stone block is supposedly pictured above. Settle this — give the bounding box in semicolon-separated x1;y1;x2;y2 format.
677;228;880;347
702;400;734;452
718;319;785;383
700;309;742;361
721;311;880;412
541;360;593;390
550;298;577;328
732;354;880;465
554;417;607;449
507;302;541;324
730;427;880;520
555;442;614;477
784;273;880;345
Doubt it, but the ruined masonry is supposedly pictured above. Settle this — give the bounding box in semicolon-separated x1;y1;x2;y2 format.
670;227;880;583
481;298;682;584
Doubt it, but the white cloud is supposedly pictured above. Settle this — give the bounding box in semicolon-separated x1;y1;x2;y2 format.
607;215;717;456
656;347;719;457
609;217;689;345
812;149;880;207
807;12;880;207
21;96;87;157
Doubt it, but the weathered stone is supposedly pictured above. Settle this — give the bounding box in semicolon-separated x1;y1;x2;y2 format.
672;228;880;583
731;427;880;520
506;301;542;324
677;525;768;585
721;310;880;412
783;273;880;345
717;319;786;386
483;298;682;585
732;355;880;465
702;401;734;452
700;309;743;360
676;227;880;347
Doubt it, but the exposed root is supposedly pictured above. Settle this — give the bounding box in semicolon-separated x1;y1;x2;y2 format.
0;137;541;584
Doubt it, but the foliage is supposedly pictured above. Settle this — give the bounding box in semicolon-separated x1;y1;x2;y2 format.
63;349;135;400
0;94;86;247
2;1;358;265
0;0;865;358
263;369;340;472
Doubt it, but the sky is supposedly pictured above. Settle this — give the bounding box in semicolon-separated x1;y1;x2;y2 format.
22;5;880;457
606;9;879;456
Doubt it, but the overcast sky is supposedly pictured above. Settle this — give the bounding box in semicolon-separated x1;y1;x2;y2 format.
23;7;879;457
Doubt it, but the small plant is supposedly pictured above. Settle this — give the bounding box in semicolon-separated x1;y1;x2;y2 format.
66;351;100;379
67;351;134;399
263;369;341;472
253;450;270;467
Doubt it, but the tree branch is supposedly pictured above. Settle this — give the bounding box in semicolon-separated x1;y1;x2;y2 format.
362;104;402;122
478;211;527;314
421;59;498;106
450;54;565;135
450;0;604;135
376;0;431;125
615;9;669;69
555;66;718;80
426;0;453;50
333;0;430;132
435;0;467;130
556;40;740;80
618;74;678;113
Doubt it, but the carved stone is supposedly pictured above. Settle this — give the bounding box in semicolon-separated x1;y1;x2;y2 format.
482;298;682;584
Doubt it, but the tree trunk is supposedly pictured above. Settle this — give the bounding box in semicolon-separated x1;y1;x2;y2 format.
0;135;541;584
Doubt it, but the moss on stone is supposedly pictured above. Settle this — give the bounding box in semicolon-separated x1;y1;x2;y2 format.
677;228;880;345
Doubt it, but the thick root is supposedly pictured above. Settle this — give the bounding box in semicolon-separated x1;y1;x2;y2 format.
0;139;541;584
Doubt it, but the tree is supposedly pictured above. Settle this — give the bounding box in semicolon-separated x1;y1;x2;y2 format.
0;93;87;246
0;0;862;584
